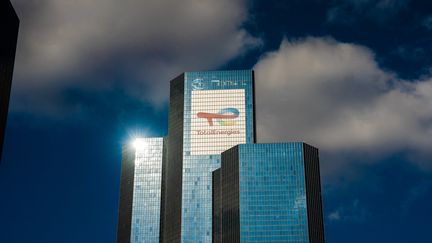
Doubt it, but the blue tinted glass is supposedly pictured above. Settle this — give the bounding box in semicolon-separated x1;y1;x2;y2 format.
182;70;254;242
237;143;309;243
130;138;164;243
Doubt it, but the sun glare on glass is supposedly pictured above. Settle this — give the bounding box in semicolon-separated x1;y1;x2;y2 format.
132;138;147;150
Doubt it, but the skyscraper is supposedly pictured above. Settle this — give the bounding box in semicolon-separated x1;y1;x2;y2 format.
213;143;325;243
116;69;326;243
117;137;166;243
0;0;19;162
163;70;255;242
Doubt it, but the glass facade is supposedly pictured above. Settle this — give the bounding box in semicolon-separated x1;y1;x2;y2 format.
218;143;325;243
130;138;165;243
164;70;255;243
117;138;166;243
117;69;325;243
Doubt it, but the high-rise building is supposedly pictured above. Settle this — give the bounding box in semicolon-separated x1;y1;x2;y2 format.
117;137;166;243
116;69;326;243
0;0;19;162
163;70;256;242
213;143;325;243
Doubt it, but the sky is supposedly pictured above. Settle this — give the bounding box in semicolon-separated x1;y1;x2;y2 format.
1;0;432;242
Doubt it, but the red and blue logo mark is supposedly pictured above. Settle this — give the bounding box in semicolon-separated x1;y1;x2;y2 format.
197;108;240;126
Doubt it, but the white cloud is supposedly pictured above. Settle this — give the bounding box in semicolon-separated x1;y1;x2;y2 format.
328;210;340;221
328;199;369;223
254;37;432;173
9;1;431;174
10;0;259;110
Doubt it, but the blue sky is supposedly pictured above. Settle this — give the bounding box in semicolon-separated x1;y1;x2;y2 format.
1;0;432;242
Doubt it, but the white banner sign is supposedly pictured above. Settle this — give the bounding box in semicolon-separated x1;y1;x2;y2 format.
190;89;246;155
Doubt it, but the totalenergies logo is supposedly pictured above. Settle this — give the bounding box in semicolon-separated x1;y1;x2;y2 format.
197;108;239;126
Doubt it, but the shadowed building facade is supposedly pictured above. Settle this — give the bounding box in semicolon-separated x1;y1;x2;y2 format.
0;0;19;162
212;169;222;243
213;143;325;243
163;70;256;243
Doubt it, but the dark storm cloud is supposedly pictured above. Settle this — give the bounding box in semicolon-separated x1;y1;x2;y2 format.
254;37;432;173
10;0;260;111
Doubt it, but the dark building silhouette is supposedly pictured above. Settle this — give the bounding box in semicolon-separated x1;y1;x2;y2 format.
212;169;222;243
116;145;136;243
0;0;19;162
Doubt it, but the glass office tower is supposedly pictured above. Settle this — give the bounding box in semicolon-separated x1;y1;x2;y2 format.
164;70;255;243
0;0;19;162
117;137;166;243
214;143;325;243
